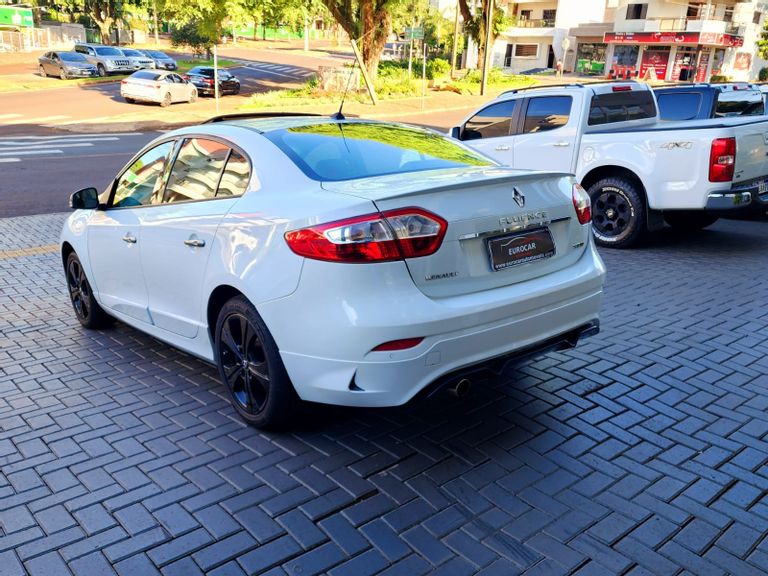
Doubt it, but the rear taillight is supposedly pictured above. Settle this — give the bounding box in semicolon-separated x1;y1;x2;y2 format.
709;137;736;182
572;183;592;225
204;78;214;85
182;74;189;81
120;80;127;84
284;208;447;263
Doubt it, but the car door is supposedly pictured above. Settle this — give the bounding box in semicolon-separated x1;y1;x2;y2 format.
512;95;579;173
458;99;518;165
49;53;61;75
168;74;186;101
139;137;250;338
87;140;175;323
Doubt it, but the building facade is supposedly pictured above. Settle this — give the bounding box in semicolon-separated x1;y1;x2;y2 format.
603;0;767;82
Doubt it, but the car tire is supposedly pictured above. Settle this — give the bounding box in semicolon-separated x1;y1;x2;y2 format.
39;64;47;77
97;64;106;77
588;176;647;249
160;92;172;107
664;211;719;231
214;295;300;429
233;84;240;95
59;68;68;80
189;89;198;103
124;97;135;104
65;251;114;330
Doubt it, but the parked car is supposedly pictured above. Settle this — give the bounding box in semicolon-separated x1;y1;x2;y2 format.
757;83;768;110
60;116;605;428
120;70;197;107
654;83;765;121
184;66;240;96
38;51;97;79
74;43;133;76
118;48;155;70
451;81;768;248
139;49;177;70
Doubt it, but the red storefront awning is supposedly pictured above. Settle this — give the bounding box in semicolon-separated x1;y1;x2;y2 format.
604;31;743;47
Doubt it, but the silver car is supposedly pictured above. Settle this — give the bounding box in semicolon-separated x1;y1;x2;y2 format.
119;48;155;70
74;43;133;76
121;69;197;107
139;49;178;71
38;51;97;79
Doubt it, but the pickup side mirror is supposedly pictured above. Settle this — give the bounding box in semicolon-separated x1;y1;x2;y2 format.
70;187;99;210
449;126;461;140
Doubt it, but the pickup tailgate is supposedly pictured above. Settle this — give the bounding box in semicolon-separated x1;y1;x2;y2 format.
322;167;590;298
733;119;768;184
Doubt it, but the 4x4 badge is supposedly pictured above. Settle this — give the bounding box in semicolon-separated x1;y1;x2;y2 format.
513;187;525;208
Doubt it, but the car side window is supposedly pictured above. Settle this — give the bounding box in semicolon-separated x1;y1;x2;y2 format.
523;96;572;133
462;100;517;140
164;138;230;203
217;150;250;197
112;141;174;208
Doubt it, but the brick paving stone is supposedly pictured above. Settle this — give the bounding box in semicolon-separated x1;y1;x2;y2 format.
3;214;768;574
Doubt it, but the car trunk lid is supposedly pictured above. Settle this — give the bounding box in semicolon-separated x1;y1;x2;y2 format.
321;167;589;298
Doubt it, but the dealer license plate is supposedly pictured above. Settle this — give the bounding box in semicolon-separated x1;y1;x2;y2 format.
487;228;556;272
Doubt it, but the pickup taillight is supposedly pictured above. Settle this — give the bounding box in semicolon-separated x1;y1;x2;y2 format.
709;137;736;182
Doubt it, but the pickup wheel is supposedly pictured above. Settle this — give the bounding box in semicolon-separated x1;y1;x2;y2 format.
588;177;646;249
663;211;719;231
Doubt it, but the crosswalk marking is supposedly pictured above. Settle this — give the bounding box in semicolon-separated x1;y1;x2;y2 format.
0;137;118;147
0;115;70;125
0;158;20;163
0;149;64;157
0;143;94;152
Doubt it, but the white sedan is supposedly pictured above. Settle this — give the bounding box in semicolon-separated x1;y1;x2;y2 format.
61;116;606;428
120;69;197;107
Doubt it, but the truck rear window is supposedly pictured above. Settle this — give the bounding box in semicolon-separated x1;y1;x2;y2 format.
588;90;657;126
715;92;764;117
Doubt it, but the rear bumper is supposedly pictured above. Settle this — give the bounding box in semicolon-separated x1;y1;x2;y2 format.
706;178;768;211
120;89;161;103
261;241;605;407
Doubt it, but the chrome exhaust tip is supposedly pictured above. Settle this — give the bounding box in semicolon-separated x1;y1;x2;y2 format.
447;378;472;398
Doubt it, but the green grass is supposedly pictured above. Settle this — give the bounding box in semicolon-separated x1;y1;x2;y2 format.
177;59;239;74
0;75;119;94
448;70;537;95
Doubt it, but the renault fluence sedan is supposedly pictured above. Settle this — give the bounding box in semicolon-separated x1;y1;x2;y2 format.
61;116;605;428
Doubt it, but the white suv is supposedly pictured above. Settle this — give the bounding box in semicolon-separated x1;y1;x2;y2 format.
74;43;133;76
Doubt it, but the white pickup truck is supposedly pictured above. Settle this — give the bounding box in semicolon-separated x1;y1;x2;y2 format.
450;81;768;248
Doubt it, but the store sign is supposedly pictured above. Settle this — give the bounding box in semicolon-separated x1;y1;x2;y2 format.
696;49;711;82
0;6;34;27
604;32;743;48
640;49;670;80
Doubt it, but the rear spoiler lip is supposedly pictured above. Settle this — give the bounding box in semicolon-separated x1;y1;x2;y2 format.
320;167;576;201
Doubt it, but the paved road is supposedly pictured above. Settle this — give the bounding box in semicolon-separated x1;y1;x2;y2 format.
0;109;471;218
2;214;768;574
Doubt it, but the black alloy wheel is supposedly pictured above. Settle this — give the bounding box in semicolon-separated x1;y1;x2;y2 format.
65;252;113;329
215;296;299;428
587;177;646;248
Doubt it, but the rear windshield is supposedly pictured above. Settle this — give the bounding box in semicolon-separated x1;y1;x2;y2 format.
192;67;214;77
59;52;87;62
132;70;162;81
95;47;123;56
656;92;703;121
588;90;657;126
265;123;493;181
121;49;142;57
148;51;169;58
715;92;764;117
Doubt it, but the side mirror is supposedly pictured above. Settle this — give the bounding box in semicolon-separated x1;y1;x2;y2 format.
449;126;461;140
70;187;99;210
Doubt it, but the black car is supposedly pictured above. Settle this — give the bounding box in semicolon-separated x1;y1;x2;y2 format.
183;67;240;96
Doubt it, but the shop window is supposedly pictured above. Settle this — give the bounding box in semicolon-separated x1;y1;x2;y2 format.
543;9;556;25
754;11;762;25
626;3;648;19
519;9;532;20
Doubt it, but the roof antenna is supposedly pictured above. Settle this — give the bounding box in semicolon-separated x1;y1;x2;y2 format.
332;49;358;120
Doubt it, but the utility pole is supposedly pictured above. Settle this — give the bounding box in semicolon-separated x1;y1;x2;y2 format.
479;0;494;96
450;0;461;79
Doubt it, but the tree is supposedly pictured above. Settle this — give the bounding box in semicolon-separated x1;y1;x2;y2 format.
161;0;242;55
758;20;768;61
46;0;129;43
457;0;507;69
321;0;398;82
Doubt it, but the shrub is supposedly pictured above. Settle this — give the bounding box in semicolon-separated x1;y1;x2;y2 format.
710;74;729;83
759;67;768;81
425;58;450;80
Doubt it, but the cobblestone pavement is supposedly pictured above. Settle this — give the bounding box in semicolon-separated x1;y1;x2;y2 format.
2;214;768;576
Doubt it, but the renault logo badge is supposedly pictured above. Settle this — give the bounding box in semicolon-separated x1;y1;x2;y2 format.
513;187;525;208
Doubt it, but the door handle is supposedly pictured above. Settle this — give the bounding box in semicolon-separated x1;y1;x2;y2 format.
495;145;510;151
122;233;137;244
184;238;206;248
553;142;570;147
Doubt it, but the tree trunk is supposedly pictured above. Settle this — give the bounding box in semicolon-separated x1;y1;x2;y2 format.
94;18;113;44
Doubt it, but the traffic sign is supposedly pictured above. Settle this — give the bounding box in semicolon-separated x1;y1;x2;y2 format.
405;26;424;40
